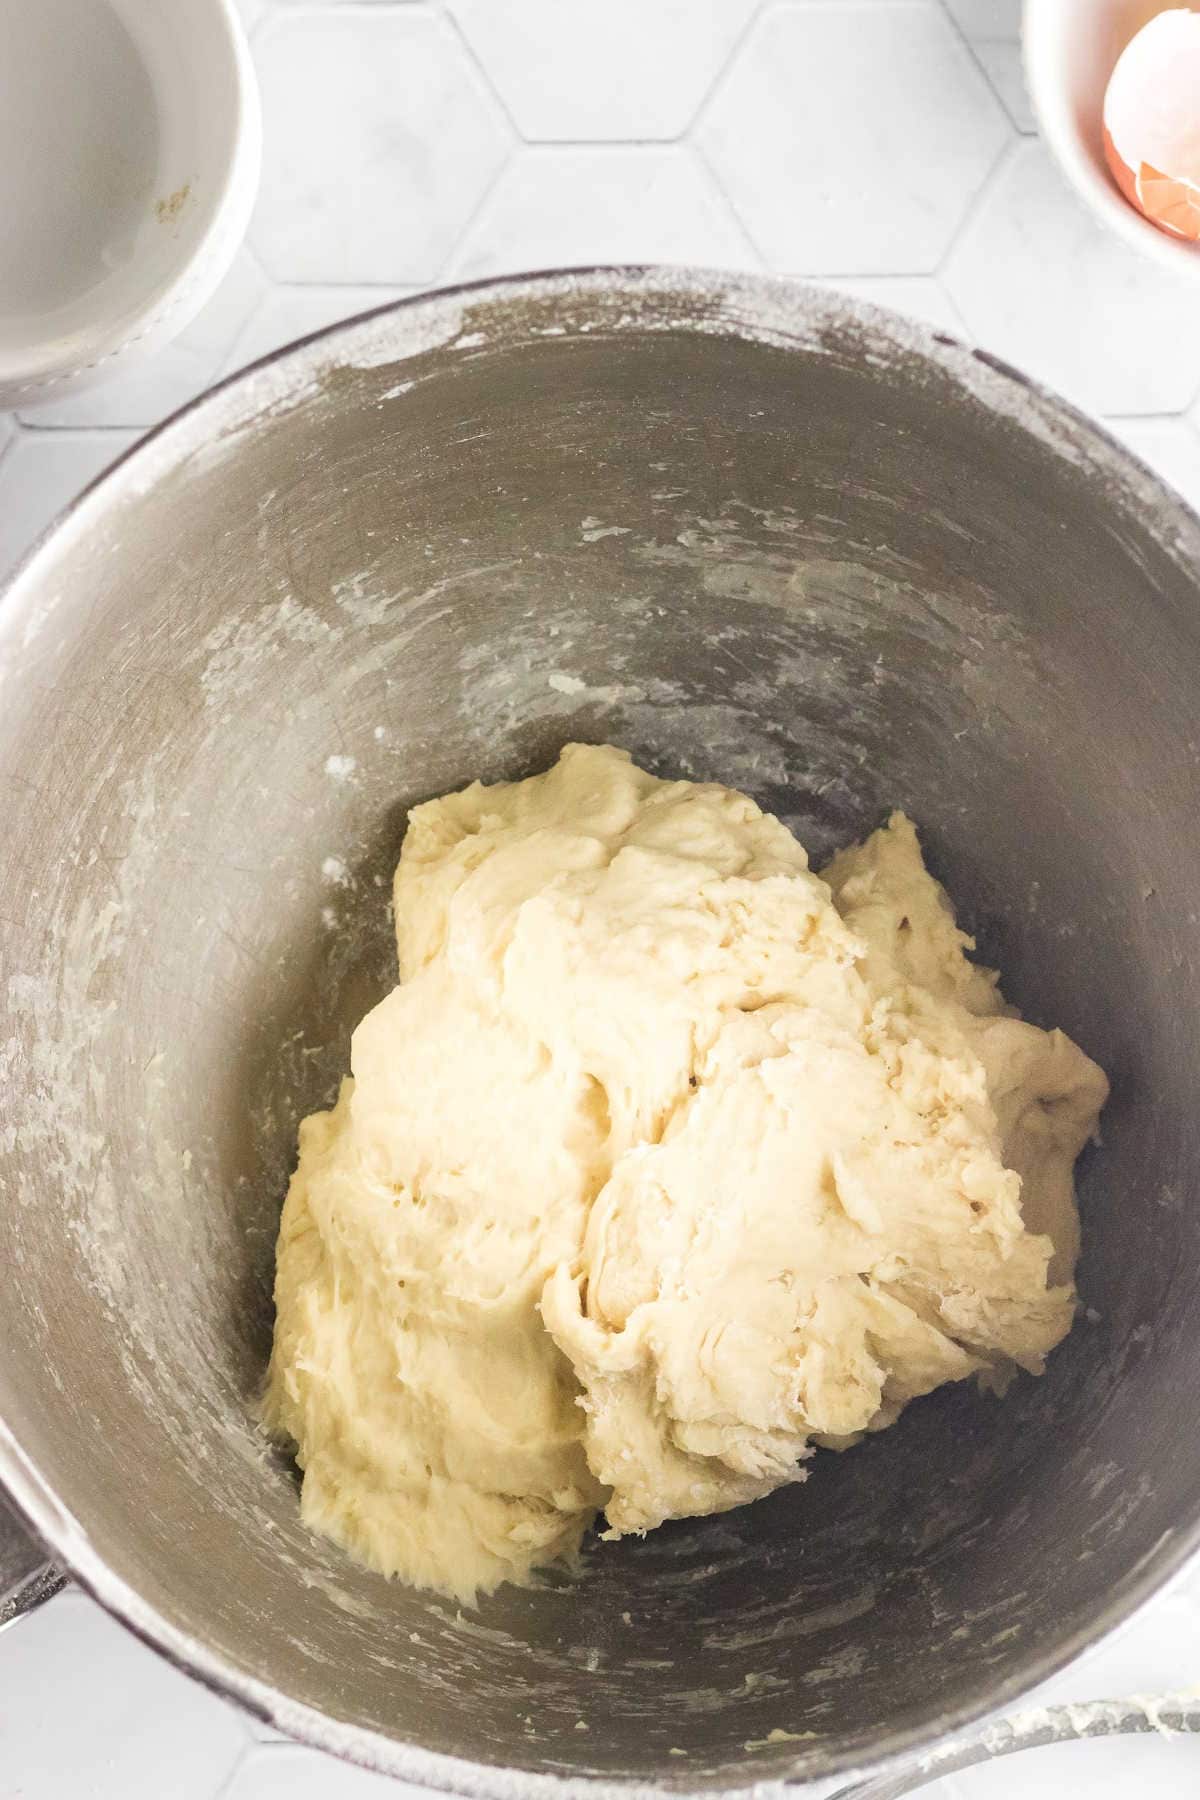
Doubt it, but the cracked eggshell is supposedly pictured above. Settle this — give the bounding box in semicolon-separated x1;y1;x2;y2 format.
1103;9;1200;240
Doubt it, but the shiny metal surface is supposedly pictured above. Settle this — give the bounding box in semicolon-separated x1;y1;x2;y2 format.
840;1695;1200;1799
2;270;1200;1796
0;1496;63;1629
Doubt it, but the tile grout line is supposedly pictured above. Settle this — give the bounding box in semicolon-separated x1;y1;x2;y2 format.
676;140;769;273
425;138;520;289
934;130;1022;284
409;5;526;287
935;0;1018;102
678;0;770;146
439;0;527;144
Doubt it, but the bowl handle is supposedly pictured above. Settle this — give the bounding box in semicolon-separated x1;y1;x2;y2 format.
834;1695;1200;1797
0;1490;66;1630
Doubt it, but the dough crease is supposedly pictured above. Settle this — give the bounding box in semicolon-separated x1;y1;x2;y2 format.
265;743;1107;1599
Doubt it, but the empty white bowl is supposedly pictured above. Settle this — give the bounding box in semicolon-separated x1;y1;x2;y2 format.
1024;0;1200;279
0;0;261;408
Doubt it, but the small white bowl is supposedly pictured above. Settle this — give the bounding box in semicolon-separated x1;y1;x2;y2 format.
1024;0;1200;279
0;0;261;409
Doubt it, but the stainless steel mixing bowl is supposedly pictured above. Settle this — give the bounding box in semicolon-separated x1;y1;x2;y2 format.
3;270;1200;1797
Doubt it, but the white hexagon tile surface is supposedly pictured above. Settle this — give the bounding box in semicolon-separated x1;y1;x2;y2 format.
250;8;512;283
0;427;142;577
219;283;418;379
945;139;1200;417
446;145;756;282
3;4;1200;1798
444;0;763;141
697;2;1010;274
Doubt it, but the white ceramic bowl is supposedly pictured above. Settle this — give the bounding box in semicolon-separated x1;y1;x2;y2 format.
1024;0;1200;279
0;0;261;409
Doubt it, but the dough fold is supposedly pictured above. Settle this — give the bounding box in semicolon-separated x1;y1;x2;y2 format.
265;743;1107;1598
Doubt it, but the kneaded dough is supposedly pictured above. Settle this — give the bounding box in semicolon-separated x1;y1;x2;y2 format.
265;743;1107;1598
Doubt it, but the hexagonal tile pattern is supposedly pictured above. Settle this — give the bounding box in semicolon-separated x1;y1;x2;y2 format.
251;10;511;283
946;141;1200;416
0;1588;247;1799
16;250;267;428
447;146;757;284
698;2;1010;275
940;0;1021;39
11;8;1200;1794
220;1742;421;1798
974;39;1037;135
937;0;1029;132
445;0;761;141
0;427;141;579
222;285;418;378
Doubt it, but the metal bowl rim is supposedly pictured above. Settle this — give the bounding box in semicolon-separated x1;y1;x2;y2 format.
2;263;1198;1797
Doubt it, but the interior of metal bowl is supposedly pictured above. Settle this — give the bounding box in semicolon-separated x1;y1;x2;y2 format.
3;272;1200;1794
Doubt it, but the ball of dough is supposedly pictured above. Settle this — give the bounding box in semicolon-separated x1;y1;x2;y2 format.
264;744;1107;1599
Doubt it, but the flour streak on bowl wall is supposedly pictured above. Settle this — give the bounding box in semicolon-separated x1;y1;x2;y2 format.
4;273;1200;1796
